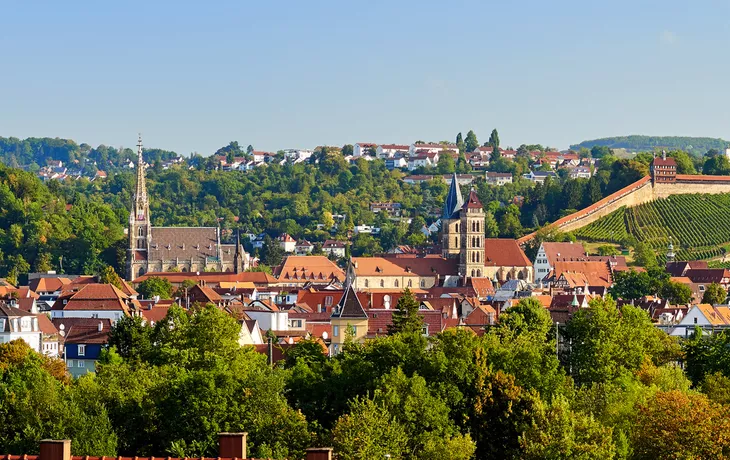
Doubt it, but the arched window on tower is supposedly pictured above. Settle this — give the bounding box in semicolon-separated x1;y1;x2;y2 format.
477;269;481;277
455;223;459;232
471;269;475;277
138;227;144;237
477;221;480;233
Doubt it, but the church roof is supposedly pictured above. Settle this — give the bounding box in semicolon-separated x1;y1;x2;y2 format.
442;172;464;219
146;227;238;262
462;189;482;209
332;262;368;319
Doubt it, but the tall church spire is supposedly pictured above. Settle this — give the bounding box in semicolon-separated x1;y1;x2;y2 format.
442;172;464;219
134;134;148;216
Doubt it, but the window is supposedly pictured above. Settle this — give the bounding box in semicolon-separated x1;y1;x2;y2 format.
333;325;339;337
290;319;303;328
420;280;426;288
699;285;706;292
364;279;369;288
324;295;334;306
394;279;399;288
78;344;86;356
694;317;698;324
351;326;357;335
408;279;413;288
67;359;74;367
78;360;85;368
138;227;144;237
380;279;385;288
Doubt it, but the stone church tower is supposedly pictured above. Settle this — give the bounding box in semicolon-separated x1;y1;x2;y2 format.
441;172;464;259
441;174;486;281
127;135;151;279
459;189;485;279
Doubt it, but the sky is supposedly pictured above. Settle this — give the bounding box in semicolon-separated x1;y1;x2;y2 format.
2;0;730;155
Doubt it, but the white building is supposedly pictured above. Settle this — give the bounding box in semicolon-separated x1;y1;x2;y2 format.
323;240;347;258
0;304;42;351
523;170;558;183
278;233;297;253
377;144;409;159
50;284;131;324
671;304;730;336
485;172;513;186
354;143;378;157
533;242;587;281
408;143;458;156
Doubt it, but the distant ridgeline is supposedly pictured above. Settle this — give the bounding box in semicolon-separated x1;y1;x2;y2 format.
570;135;729;156
0;136;178;169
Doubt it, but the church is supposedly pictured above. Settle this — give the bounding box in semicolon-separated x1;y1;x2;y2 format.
126;136;252;281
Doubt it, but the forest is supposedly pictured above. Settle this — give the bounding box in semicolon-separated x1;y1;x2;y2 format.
2;295;730;459
570;135;729;156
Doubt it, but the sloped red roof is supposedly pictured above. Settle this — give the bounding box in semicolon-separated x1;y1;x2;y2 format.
484;239;531;267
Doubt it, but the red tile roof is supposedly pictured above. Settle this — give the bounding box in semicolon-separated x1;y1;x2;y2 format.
541;242;586;263
484;239;531;267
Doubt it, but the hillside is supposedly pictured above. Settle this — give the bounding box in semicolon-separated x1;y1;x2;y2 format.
570;135;728;156
573;194;730;261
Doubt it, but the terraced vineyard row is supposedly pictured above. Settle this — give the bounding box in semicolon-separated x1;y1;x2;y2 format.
573;194;730;261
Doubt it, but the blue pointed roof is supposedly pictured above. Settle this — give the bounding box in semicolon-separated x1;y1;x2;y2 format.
442;172;464;219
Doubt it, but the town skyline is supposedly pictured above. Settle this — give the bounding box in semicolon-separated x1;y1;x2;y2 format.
3;1;730;155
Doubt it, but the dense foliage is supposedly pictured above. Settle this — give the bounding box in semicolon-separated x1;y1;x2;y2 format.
4;297;730;458
570;135;729;156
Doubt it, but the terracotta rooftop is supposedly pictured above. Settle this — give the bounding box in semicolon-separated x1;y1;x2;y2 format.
484;239;531;267
541;242;586;263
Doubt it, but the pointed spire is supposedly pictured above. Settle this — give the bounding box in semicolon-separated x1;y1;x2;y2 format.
332;259;367;319
443;172;464;219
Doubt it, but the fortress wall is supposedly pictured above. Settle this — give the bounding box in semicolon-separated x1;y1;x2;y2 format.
558;179;655;233
518;175;730;244
654;181;730;198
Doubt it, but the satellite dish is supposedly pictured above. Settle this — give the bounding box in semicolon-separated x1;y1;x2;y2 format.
322;331;328;340
59;324;65;330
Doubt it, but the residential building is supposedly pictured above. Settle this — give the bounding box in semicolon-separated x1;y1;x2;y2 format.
322;240;347;258
54;318;112;377
523;170;558;183
295;240;314;255
567;166;592;179
278;233;297;253
0;304;41;351
330;275;369;354
353;143;377;157
408;142;458;156
533;242;587;280
408;151;439;170
51;284;132;323
274;256;346;287
385;156;408;170
485;172;513;186
671;304;730;336
376;144;409;158
370;202;402;216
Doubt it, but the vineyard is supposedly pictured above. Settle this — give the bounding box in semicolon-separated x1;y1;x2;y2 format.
573;194;730;262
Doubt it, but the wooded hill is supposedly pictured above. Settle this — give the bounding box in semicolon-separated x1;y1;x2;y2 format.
570;135;729;156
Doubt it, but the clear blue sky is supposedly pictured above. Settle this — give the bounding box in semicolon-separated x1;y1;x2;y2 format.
2;1;729;155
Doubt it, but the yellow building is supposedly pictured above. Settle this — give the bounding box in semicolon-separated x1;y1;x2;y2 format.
330;277;369;355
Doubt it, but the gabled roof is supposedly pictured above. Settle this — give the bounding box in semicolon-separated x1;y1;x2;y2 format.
274;256;346;283
540;242;586;263
552;261;612;287
52;284;130;314
470;278;495;297
484;239;531;267
332;265;368;320
28;277;73;293
462;189;482;210
52;317;113;344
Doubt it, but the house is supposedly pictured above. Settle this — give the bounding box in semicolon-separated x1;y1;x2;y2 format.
485;172;513;186
651;153;677;183
0;303;41;351
353;143;378;157
671;304;730;336
483;239;534;283
548;261;613;295
38;314;60;357
274;255;346;287
683;268;730;293
408;151;440;170
533;242;587;280
238;318;264;345
377;144;409;158
322;240;347;258
567;166;592;179
385;156;408;170
185;284;225;308
352;255;459;290
523;170;558;183
370;202;402;216
51;284;132;324
666;260;709;277
278;233;297;253
408;142;458;156
354;225;380;234
54;318;112;377
330;278;369;354
295;240;314;256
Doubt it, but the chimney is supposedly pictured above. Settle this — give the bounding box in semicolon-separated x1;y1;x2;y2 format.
98;322;103;332
218;432;247;458
305;447;333;460
317;303;322;313
40;440;71;460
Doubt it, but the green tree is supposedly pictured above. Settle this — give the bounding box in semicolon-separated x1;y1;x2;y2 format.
632;242;657;268
107;315;154;362
596;245;619;256
488;129;500;149
564;297;679;386
332;398;408;460
659;280;693;305
136;276;173;300
388;287;423;335
99;265;124;289
261;235;285;266
456;132;466;154
465;130;479;152
703;282;727;305
436;154;456;174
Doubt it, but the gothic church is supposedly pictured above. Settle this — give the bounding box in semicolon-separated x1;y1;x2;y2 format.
126;136;251;280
